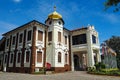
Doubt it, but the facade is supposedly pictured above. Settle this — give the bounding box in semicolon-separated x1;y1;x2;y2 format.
0;9;101;73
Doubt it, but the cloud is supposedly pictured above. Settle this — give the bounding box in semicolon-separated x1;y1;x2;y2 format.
23;0;58;23
96;12;120;24
104;14;120;23
13;0;21;3
0;21;18;38
9;9;21;13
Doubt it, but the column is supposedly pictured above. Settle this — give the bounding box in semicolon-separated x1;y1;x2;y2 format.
7;35;12;70
97;50;101;62
87;29;94;67
71;51;74;71
13;33;19;69
21;30;26;70
43;30;47;67
30;26;37;73
68;35;71;70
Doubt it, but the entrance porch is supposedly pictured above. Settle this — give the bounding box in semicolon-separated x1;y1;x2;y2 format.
71;49;100;71
73;51;87;71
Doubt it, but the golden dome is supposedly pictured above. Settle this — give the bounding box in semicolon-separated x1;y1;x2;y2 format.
45;6;64;24
48;11;62;19
48;6;62;19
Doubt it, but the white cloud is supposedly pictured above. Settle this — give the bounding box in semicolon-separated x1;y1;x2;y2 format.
0;21;17;38
9;9;21;13
96;12;120;24
0;21;18;38
13;0;21;3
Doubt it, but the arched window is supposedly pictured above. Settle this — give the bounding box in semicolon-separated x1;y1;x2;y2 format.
49;21;52;25
38;30;43;41
26;51;30;62
10;53;14;63
4;55;7;63
17;52;21;63
58;52;61;63
65;53;68;63
37;51;42;63
58;32;61;42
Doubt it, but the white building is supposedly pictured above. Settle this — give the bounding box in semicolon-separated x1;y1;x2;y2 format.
0;8;101;73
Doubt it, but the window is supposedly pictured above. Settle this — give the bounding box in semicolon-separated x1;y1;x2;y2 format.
94;55;97;64
4;55;7;63
17;53;21;63
27;30;32;41
0;60;1;66
58;52;61;63
92;35;96;44
72;34;87;45
58;32;61;42
19;34;23;43
65;53;68;63
37;51;42;63
65;36;67;44
10;54;14;63
49;21;52;25
26;51;30;62
12;36;16;45
58;21;61;25
38;31;43;41
48;31;52;41
6;38;9;47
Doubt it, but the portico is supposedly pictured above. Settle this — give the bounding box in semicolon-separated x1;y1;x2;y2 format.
71;27;101;71
71;47;100;71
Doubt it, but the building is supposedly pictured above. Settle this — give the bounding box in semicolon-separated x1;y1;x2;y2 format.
0;8;101;73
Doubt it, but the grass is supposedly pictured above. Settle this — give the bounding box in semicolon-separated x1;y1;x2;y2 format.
88;68;120;76
33;71;46;74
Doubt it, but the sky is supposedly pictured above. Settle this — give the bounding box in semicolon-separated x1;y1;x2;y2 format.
0;0;120;43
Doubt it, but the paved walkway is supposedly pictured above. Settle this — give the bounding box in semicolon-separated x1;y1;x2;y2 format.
0;71;120;80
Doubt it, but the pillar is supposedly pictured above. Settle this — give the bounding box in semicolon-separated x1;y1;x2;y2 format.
71;51;74;71
30;26;37;73
87;29;94;67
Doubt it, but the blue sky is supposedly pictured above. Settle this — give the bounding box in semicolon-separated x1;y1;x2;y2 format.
0;0;120;43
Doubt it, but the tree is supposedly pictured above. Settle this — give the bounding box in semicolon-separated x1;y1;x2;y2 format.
105;36;120;69
104;0;120;12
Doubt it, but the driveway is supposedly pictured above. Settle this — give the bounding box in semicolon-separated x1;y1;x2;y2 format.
0;71;119;80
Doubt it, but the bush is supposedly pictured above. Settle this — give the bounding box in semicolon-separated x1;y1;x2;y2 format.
94;62;106;71
88;66;96;72
88;68;120;76
33;67;46;74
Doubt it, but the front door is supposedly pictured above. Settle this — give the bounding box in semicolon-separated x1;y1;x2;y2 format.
74;55;79;70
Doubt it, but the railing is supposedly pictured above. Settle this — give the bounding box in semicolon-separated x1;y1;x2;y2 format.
72;44;87;48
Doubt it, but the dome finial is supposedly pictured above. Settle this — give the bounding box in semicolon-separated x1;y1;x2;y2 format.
54;6;56;11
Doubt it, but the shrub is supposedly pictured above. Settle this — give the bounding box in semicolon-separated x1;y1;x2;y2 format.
33;67;46;74
88;66;96;72
41;67;46;74
94;62;106;71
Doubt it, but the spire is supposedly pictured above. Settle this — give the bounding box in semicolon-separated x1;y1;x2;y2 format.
54;6;56;11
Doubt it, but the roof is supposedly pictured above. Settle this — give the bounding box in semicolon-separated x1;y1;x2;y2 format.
48;11;62;19
63;27;70;31
2;20;48;36
71;27;88;32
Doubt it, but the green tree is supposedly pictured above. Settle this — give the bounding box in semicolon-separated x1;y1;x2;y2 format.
105;36;120;69
104;0;120;12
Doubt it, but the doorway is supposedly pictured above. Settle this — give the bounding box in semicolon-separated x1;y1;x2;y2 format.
74;55;80;70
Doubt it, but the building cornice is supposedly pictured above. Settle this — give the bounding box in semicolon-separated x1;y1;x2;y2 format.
2;20;48;36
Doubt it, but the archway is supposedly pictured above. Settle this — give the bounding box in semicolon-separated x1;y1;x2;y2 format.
74;55;79;70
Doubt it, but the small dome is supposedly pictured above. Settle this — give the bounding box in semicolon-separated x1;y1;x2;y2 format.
48;11;62;19
45;6;64;24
